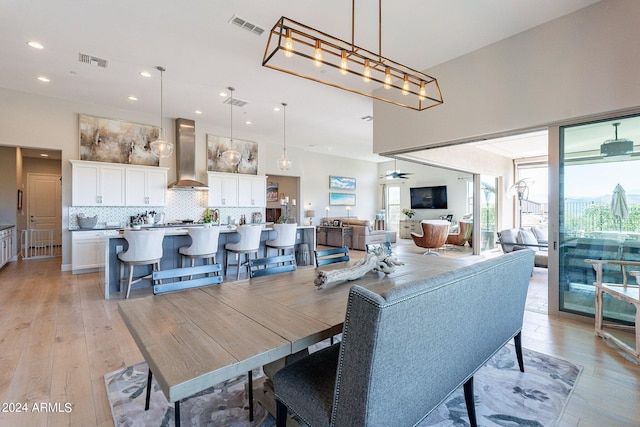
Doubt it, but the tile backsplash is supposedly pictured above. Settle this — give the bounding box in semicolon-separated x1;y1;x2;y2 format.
68;190;265;229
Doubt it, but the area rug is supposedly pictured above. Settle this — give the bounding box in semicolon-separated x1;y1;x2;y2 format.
105;345;581;427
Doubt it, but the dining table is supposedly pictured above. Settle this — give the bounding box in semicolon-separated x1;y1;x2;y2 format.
117;252;479;422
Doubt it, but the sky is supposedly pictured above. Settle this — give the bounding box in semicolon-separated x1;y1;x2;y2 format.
564;160;640;200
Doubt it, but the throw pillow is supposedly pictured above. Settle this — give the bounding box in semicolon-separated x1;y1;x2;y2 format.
531;226;548;243
518;229;539;246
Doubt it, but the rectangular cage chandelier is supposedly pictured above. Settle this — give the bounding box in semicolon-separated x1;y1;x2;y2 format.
262;2;443;111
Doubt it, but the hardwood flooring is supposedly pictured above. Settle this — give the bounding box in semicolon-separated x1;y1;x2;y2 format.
0;248;638;426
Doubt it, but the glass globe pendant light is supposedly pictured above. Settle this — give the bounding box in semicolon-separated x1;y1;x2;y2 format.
221;87;241;166
150;66;174;158
278;102;292;170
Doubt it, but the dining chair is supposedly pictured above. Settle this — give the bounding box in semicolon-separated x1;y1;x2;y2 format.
144;262;224;425
314;246;350;266
117;229;166;298
225;225;263;280
178;225;221;268
248;254;297;278
410;220;450;255
265;223;298;256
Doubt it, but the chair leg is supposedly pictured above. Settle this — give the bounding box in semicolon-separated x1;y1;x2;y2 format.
145;368;153;410
514;331;525;372
276;399;288;427
236;252;242;281
248;370;254;422
464;376;477;427
125;264;134;299
119;262;124;292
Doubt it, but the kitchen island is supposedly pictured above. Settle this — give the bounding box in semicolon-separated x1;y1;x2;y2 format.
100;224;316;299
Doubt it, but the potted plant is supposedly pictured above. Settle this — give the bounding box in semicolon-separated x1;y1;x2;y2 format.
402;208;416;219
203;208;213;226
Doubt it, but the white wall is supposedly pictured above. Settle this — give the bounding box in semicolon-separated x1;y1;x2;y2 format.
373;0;640;153
0;88;379;267
378;160;471;222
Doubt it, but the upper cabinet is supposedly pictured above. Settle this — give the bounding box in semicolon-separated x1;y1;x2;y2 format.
71;160;167;207
71;160;125;206
207;172;266;208
238;175;267;207
125;166;168;206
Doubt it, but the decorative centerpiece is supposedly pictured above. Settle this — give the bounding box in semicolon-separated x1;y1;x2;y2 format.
402;208;416;219
314;251;404;290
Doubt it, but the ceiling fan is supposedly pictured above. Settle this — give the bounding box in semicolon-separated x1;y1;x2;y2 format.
380;159;413;180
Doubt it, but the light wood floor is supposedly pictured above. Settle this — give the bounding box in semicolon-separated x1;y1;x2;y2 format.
0;249;638;426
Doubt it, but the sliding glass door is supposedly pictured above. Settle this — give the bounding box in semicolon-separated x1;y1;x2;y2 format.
559;114;640;323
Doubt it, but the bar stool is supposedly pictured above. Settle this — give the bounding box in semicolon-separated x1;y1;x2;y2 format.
118;229;166;298
225;225;263;280
179;225;221;268
266;223;298;256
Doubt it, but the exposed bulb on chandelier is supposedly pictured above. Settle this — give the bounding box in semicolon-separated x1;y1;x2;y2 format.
284;29;294;57
402;75;410;96
363;59;371;82
419;81;427;101
340;50;349;75
384;67;392;89
314;40;323;67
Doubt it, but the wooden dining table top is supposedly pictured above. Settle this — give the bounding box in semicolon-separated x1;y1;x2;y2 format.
118;252;478;403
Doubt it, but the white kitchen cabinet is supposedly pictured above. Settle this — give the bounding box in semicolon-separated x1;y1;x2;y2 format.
72;230;105;273
125;166;168;206
0;227;14;270
207;172;239;207
238;175;266;207
71;160;125;206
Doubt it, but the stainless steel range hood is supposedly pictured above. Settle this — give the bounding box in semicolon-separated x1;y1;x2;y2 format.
168;118;208;190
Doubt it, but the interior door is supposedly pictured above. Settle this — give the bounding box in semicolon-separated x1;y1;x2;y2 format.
28;173;62;245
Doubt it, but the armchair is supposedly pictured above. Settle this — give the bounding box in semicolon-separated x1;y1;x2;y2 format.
410;220;450;255
446;220;473;247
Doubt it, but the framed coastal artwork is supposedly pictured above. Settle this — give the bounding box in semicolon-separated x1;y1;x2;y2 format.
329;175;356;190
207;134;258;174
78;114;159;166
266;182;279;202
329;192;356;206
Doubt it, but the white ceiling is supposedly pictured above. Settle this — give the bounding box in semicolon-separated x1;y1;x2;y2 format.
0;0;600;162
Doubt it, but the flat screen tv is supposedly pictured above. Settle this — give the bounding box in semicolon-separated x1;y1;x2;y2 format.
410;185;448;209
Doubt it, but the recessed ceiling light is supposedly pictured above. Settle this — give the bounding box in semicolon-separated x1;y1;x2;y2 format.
37;76;50;82
245;120;252;125
127;96;138;101
273;106;281;111
194;110;203;115
219;91;227;97
40;153;49;157
139;71;151;78
27;41;44;49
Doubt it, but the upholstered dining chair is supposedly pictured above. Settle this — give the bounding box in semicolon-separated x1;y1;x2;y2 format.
118;229;166;298
178;225;221;268
266;223;298;257
225;225;263;280
410;220;450;255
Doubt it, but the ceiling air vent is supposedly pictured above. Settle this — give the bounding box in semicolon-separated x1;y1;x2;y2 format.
228;14;265;36
223;97;248;108
78;52;109;68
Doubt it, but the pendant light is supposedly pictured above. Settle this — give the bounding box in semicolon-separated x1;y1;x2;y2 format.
278;102;292;170
150;66;174;158
221;87;241;166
